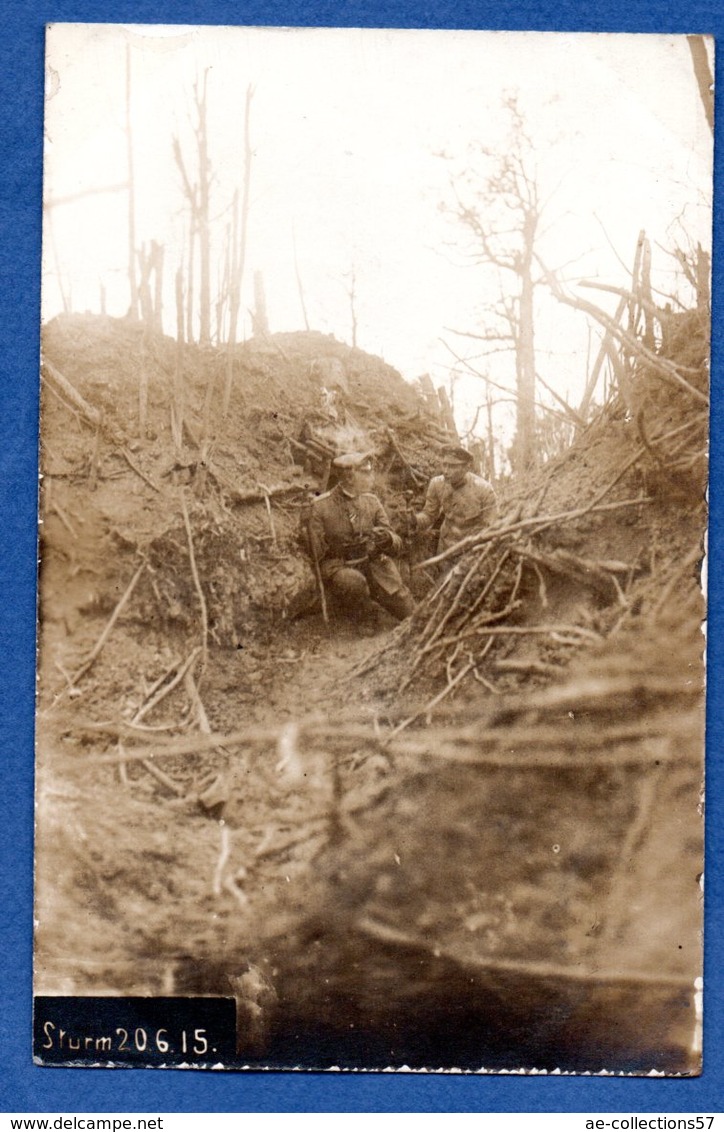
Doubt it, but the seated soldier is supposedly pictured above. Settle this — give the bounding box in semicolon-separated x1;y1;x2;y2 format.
414;444;498;554
308;451;415;624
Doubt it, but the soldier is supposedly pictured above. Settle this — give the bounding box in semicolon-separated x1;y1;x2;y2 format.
307;452;415;625
414;444;497;555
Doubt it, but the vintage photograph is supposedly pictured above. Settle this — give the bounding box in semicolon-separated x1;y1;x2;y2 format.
34;25;712;1073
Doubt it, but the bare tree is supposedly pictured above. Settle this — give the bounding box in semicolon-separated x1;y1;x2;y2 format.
173;71;213;346
342;266;359;348
125;42;139;320
222;84;254;415
687;35;714;135
252;270;270;336
442;95;542;472
292;222;310;332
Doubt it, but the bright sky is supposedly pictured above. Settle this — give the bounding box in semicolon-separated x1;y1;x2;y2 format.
43;25;713;439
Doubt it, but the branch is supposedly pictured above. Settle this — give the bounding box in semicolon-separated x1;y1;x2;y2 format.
538;259;708;406
444;326;514;344
44;183;130;211
418;495;652;570
578;279;664;325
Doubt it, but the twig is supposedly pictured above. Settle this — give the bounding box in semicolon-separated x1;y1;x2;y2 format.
118;739;129;786
55;562;145;701
41;358;102;427
418;496;653;571
530;557;548;608
233;483;305;506
389;659;476;737
254;820;327;861
423;620;601;659
494;659;558;675
417;589;522;663
46;495;78;538
539;261;708;406
86;714;699;769
139;756;186;796
468;641;499;693
179;489;208;680
578;279;666;326
465;550;513;621
419;547;492;654
120;447;161;493
384;428;427;484
213;824;231;897
343;624;407;680
257;483;278;548
54;659;80;696
184;668;214;736
650;545;704;620
131;647;201;725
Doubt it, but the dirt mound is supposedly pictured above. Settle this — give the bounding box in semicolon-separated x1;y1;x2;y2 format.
35;313;453;997
261;332;707;1071
39;314;454;645
34;309;706;1073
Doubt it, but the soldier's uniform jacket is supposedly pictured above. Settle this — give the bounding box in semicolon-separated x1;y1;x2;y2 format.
416;471;497;553
308;484;405;596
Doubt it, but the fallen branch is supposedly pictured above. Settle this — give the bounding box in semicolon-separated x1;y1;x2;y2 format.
139;755;186;797
389;658;476;737
131;647;201;725
494;659;558;675
650;545;704;621
578;279;666;326
213;824;231;897
384;428;427;485
356;917;694;988
233;483;306;506
41;358;102;427
42;359;162;495
46;495;78;539
254;819;327;861
120;447;161;493
418;496;653;570
418;546;494;654
538;262;709;406
50;562;146;704
257;482;278;548
83;700;699;769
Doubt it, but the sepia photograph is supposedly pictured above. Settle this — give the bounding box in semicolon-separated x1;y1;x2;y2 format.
33;24;712;1074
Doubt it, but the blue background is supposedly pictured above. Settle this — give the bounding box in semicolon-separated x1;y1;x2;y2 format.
1;0;721;1114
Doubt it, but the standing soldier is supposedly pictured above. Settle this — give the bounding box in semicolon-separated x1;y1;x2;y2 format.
413;444;497;555
307;452;415;626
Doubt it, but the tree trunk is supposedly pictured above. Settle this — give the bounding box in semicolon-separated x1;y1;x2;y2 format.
152;240;164;335
223;86;254;416
516;225;536;472
695;243;711;312
137;243;154;325
173;268;185;452
687;35;714;134
125;43;139;320
186;225;195;345
292;223;310;331
252;271;270;336
486;385;496;483
197;72;211;346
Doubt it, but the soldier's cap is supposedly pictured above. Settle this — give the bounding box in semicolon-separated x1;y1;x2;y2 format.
333;451;374;471
441;444;474;465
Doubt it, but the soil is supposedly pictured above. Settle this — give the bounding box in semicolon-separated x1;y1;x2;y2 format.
34;313;707;1074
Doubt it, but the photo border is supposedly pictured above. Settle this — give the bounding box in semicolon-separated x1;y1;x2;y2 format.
1;0;722;1113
